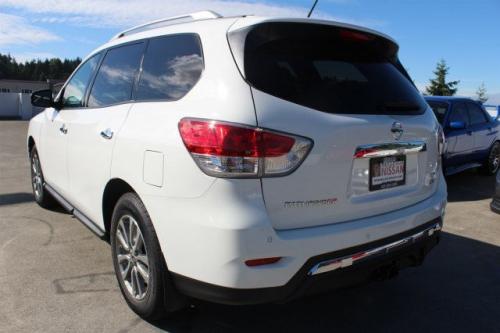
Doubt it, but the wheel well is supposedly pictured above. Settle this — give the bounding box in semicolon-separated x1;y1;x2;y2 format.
28;136;35;154
489;140;500;153
102;179;136;241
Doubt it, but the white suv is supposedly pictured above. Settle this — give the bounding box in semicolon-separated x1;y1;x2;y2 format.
28;11;447;319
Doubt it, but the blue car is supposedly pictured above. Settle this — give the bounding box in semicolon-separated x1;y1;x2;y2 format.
425;96;500;176
484;105;500;119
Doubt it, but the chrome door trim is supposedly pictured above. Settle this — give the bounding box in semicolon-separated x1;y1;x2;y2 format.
354;140;427;158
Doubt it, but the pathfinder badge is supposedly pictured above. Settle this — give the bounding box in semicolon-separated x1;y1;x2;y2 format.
284;198;338;208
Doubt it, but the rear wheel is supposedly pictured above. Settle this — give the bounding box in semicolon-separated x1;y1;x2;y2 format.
110;193;187;320
30;146;56;208
482;142;500;175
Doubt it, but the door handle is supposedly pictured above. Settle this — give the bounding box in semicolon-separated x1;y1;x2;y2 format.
59;124;68;134
100;128;114;140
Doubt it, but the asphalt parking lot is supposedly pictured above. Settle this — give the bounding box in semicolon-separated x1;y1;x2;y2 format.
1;121;499;333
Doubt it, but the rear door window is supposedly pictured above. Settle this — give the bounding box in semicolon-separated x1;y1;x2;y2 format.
427;101;449;124
237;22;427;115
88;42;144;108
135;34;203;101
466;102;489;125
449;102;469;126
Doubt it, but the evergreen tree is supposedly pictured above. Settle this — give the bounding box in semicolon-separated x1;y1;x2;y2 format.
425;59;459;96
0;53;81;81
476;82;488;103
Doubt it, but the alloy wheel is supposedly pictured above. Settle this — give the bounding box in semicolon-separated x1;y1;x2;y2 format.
491;144;500;173
31;152;43;200
115;215;150;300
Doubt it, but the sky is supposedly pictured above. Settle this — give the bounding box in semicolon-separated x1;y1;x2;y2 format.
0;0;499;103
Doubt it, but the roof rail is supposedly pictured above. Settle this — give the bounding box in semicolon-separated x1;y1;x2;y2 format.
110;11;223;41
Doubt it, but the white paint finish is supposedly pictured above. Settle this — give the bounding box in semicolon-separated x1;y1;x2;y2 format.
39;108;70;196
110;20;257;200
143;151;164;187
251;89;441;230
63;104;131;227
28;15;448;293
144;176;446;288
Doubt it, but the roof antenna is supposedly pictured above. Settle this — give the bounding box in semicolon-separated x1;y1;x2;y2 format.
307;0;319;18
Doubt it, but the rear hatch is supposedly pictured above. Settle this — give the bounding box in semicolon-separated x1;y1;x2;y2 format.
228;20;440;230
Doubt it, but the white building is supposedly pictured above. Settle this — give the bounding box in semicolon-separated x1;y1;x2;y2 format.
0;79;49;95
0;80;51;120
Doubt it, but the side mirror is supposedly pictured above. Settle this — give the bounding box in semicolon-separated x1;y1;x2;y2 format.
449;121;466;130
31;89;55;108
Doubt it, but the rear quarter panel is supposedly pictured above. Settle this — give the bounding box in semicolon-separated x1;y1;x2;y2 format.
109;19;260;269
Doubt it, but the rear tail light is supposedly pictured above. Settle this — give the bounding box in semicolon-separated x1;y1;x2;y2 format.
427;124;445;186
437;125;446;155
178;118;313;178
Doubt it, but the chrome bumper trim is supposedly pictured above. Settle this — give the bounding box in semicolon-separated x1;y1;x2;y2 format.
308;223;441;276
354;141;427;158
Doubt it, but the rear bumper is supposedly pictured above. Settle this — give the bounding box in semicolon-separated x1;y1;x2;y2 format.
145;174;446;290
171;218;442;305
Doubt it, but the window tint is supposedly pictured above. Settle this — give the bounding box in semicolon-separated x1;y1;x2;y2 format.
449;102;469;126
62;53;100;108
467;102;488;125
241;23;426;115
88;43;144;108
427;101;448;124
135;34;203;101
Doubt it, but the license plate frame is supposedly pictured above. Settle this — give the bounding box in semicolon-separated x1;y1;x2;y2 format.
369;155;406;191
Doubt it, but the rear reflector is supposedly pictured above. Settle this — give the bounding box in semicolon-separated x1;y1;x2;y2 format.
179;118;313;178
245;257;282;267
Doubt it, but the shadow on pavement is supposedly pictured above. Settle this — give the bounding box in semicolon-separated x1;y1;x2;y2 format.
0;192;34;206
446;169;495;202
0;191;69;214
152;232;500;333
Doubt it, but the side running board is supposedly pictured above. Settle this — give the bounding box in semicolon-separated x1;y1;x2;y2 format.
44;184;106;239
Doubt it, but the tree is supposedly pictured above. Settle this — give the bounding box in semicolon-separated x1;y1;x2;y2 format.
425;59;459;96
0;53;81;81
476;82;488;104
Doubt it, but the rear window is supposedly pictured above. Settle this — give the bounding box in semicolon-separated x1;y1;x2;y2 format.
449;102;469;126
135;34;203;101
427;101;449;124
236;23;426;115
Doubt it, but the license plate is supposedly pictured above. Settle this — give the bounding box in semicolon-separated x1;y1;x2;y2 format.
369;155;406;191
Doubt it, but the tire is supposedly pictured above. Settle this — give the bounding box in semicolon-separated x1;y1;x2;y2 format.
110;193;187;320
481;142;500;175
30;146;56;209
